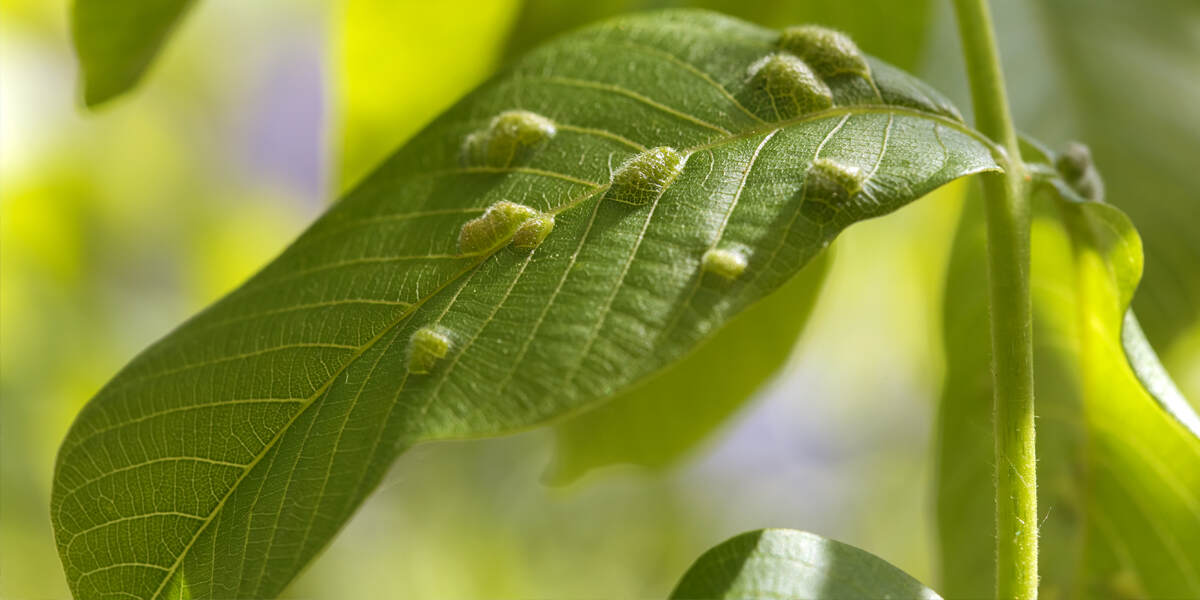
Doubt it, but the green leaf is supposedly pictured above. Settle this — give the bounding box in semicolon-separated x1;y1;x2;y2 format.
935;159;1200;598
505;1;936;481
670;529;942;599
505;0;934;72
72;0;195;107
549;248;830;483
51;10;997;599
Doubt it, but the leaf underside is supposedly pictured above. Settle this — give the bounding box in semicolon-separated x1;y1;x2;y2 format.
670;528;942;599
549;247;830;483
52;10;997;599
936;157;1200;598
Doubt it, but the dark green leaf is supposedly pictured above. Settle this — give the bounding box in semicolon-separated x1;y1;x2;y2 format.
935;161;1200;598
507;0;937;479
549;248;830;483
52;11;997;599
72;0;194;107
670;529;942;599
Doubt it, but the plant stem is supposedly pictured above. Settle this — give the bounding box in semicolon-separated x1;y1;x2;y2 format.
950;0;1037;598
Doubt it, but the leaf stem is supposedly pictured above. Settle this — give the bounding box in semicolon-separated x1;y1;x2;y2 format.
950;0;1037;598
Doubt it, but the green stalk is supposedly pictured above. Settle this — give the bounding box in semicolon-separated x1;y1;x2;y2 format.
950;0;1037;598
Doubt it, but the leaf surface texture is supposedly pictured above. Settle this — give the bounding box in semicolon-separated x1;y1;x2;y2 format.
52;11;996;599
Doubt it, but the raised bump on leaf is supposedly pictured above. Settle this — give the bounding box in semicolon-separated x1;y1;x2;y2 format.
801;158;864;223
408;327;451;374
604;146;687;206
701;247;748;280
747;53;833;121
512;214;555;249
778;25;870;80
1055;141;1104;202
458;201;539;254
461;110;557;168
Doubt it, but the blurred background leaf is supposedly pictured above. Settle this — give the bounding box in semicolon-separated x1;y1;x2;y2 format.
72;0;195;107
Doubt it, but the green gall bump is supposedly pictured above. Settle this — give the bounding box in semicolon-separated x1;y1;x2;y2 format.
778;25;870;80
1055;141;1104;202
801;158;864;224
408;327;450;374
458;201;539;254
748;53;833;121
809;158;863;195
461;110;557;168
605;146;688;206
701;248;748;280
511;214;555;249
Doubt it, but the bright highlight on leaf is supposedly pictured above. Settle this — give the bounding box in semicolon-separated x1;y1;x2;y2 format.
51;10;999;599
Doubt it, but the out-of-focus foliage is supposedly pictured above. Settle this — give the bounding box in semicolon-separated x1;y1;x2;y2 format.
924;0;1200;353
72;0;194;106
501;0;943;483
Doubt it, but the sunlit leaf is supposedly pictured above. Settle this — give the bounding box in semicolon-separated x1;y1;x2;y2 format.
670;528;942;599
51;10;997;599
72;0;194;107
935;153;1200;598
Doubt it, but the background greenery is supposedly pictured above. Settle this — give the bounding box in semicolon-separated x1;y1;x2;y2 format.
3;0;1197;597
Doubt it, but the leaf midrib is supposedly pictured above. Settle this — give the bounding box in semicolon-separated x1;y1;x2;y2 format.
142;100;988;599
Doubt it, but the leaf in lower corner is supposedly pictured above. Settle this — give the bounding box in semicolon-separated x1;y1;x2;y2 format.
51;9;997;599
72;0;195;107
670;529;942;599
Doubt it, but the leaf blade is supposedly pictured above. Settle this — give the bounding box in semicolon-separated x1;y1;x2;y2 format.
53;10;998;599
549;248;830;482
934;165;1200;598
670;529;942;599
